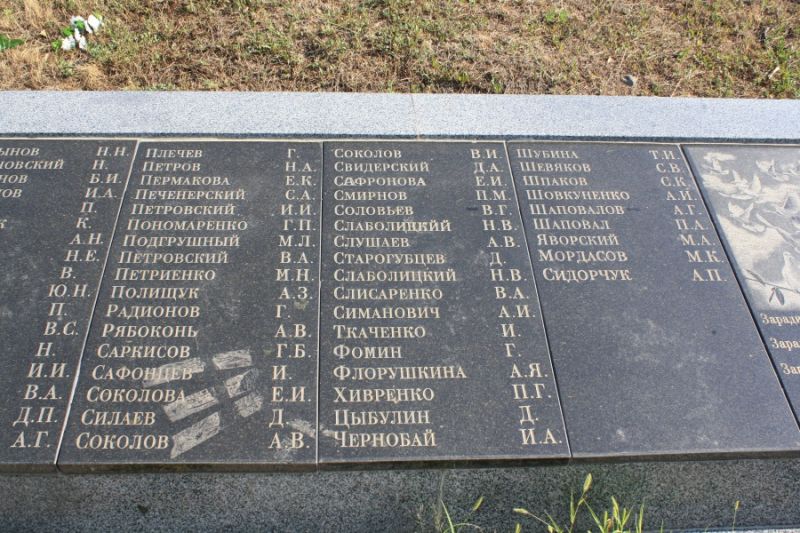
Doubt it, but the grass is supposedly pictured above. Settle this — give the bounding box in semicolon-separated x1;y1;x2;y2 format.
423;473;742;532
0;0;797;96
514;474;653;533
419;473;484;533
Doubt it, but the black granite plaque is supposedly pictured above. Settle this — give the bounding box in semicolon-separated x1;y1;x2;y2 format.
59;141;321;470
0;139;134;471
509;142;800;458
318;141;568;465
685;144;800;421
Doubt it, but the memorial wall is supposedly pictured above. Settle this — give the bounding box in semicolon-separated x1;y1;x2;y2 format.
2;138;799;472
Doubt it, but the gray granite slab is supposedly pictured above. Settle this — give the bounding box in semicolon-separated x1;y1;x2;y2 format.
1;92;799;141
317;141;568;465
684;144;800;421
58;140;321;471
412;95;800;142
508;141;800;458
0;92;417;137
3;458;800;531
0;139;134;472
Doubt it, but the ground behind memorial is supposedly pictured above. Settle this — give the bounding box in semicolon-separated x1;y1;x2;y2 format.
1;0;797;97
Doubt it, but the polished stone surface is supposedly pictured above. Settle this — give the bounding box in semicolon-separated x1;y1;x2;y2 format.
0;139;134;472
317;141;568;464
3;136;800;472
58;141;321;471
508;141;800;458
685;144;800;421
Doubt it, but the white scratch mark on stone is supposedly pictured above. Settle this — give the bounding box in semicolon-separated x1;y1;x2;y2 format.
234;393;263;418
142;359;205;388
224;369;259;398
320;427;337;439
288;419;316;438
170;412;221;459
212;349;252;370
163;388;218;422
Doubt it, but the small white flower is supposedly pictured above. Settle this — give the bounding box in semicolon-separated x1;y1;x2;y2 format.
77;35;87;50
74;27;81;40
61;36;76;51
87;15;102;33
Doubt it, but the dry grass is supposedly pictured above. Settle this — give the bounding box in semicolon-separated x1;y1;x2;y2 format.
0;0;797;96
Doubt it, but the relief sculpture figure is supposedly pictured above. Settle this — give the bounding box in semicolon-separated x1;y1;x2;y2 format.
697;150;800;308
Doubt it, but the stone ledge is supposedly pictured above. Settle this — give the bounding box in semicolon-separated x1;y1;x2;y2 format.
2;458;800;531
1;92;799;141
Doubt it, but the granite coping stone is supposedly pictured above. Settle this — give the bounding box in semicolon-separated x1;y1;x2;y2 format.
1;92;799;141
0;92;418;137
412;94;800;142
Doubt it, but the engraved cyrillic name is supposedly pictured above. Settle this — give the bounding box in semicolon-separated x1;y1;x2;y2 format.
510;142;800;458
515;147;633;284
319;142;568;464
59;141;321;469
0;140;134;471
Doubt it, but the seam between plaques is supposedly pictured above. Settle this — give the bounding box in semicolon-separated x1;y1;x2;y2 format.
678;143;800;431
314;141;325;468
55;139;142;471
501;140;574;459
